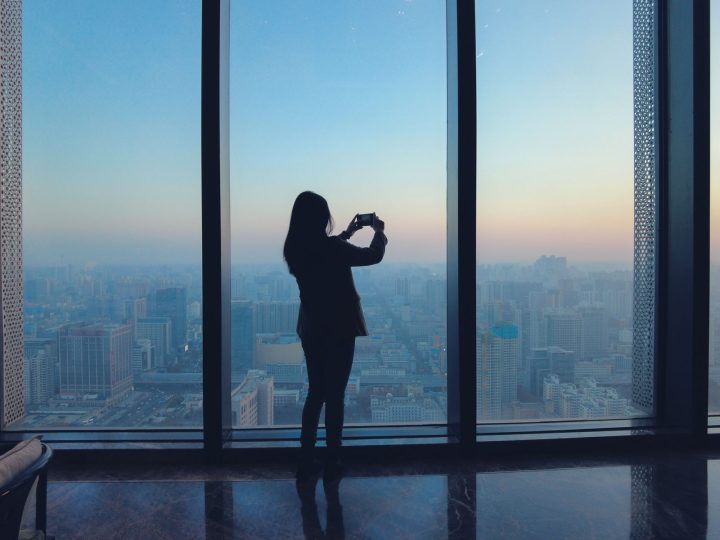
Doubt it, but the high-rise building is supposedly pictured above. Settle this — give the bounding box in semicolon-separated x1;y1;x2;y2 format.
153;287;187;353
545;311;582;355
124;297;147;328
58;323;133;403
131;339;154;373
153;287;187;351
0;0;24;426
230;369;274;427
231;300;256;375
23;350;53;405
255;301;299;333
579;306;608;360
396;277;410;305
476;323;518;420
528;346;576;398
135;317;171;367
24;337;57;404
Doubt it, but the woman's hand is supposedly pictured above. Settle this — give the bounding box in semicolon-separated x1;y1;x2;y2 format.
372;215;385;233
343;215;363;238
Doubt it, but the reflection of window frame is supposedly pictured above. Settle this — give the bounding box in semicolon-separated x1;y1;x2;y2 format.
0;0;715;454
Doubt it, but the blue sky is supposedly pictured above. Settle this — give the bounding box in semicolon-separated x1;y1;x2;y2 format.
23;1;647;266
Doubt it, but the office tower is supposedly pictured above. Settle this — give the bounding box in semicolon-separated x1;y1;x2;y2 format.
520;308;545;388
542;374;562;413
124;297;147;327
23;349;53;405
396;277;410;305
476;323;518;420
24;337;57;403
601;281;633;320
528;346;576;398
153;287;187;351
425;278;445;314
231;300;256;375
248;370;274;426
545;311;582;355
579;307;608;360
58;323;133;402
255;301;299;333
230;369;274;427
0;0;24;426
557;279;579;309
135;317;171;367
231;275;246;299
131;339;154;373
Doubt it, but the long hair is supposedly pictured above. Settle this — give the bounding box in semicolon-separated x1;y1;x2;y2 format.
283;191;334;276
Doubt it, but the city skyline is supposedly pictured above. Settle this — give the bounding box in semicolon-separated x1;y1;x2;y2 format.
14;254;659;429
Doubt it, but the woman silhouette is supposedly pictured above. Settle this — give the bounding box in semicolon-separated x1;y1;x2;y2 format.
284;191;387;481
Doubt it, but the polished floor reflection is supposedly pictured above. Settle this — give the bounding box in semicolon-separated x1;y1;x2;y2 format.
33;450;719;539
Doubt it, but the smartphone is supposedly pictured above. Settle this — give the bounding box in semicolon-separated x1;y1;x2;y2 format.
357;213;375;227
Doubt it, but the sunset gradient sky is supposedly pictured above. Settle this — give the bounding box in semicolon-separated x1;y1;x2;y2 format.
21;1;711;267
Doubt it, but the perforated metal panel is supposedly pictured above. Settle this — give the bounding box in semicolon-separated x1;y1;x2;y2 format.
630;465;655;539
632;0;657;414
0;0;25;425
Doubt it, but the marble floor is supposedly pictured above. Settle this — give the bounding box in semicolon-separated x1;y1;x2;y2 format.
24;449;720;539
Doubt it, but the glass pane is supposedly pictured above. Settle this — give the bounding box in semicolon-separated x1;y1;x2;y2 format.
230;1;447;427
712;0;720;414
475;0;655;421
15;0;202;429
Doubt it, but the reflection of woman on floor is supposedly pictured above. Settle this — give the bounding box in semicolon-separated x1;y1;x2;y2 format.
296;475;345;540
284;191;387;481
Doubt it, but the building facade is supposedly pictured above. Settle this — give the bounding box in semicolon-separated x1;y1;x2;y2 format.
58;323;133;403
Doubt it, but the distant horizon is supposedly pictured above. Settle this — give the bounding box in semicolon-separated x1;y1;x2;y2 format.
22;254;635;272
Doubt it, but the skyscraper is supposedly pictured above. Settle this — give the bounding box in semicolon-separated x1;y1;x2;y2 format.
24;337;57;404
255;301;299;333
58;323;133;403
231;300;256;375
579;306;608;360
546;311;582;356
131;339;154;373
528;346;576;398
153;287;187;352
135;317;171;367
0;0;24;426
230;369;274;427
23;350;53;405
124;297;147;327
476;323;518;420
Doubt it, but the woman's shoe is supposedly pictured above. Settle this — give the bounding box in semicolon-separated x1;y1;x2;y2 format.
323;457;345;482
296;458;323;482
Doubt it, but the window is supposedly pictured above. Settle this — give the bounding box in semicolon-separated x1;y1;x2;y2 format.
711;0;720;414
475;0;656;422
14;0;202;429
229;1;447;428
1;0;713;447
